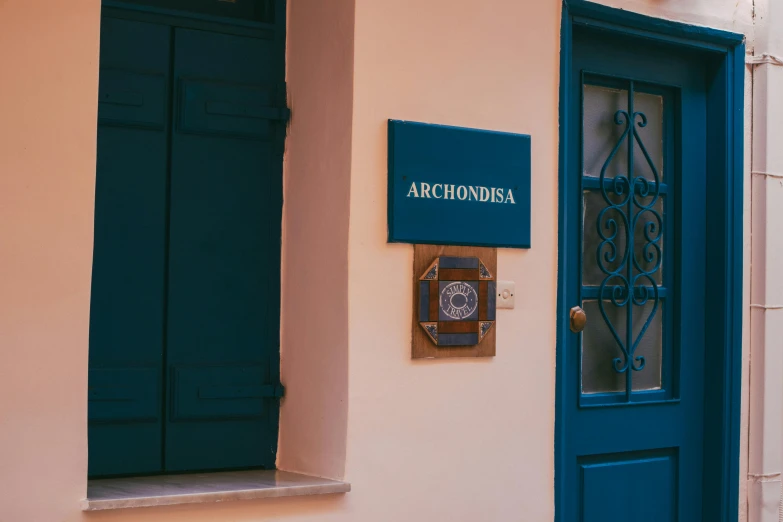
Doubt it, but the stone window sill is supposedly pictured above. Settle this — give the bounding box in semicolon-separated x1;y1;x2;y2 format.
81;469;350;511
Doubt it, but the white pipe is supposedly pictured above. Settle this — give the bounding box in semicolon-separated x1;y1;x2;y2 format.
747;2;783;521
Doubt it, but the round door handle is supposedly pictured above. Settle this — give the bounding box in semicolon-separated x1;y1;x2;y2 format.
570;306;587;333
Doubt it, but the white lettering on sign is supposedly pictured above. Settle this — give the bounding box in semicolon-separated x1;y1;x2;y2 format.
406;181;516;204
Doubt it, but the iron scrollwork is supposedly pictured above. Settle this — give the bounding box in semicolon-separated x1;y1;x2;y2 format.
594;81;662;391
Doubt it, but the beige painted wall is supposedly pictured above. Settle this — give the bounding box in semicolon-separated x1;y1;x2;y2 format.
345;0;560;519
0;1;99;521
0;1;754;521
277;0;353;481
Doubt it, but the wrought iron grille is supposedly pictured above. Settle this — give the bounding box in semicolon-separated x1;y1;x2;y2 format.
582;79;665;400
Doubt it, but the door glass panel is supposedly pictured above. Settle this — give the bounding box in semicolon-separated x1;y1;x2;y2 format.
580;79;666;400
631;91;663;181
584;85;628;179
583;85;664;181
581;299;663;394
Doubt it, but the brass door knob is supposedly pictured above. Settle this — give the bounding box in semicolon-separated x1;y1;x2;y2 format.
570;306;587;333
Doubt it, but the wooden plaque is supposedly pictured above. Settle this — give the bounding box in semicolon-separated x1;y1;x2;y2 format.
412;244;497;359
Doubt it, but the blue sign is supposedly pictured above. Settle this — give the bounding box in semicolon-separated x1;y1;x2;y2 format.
387;120;531;248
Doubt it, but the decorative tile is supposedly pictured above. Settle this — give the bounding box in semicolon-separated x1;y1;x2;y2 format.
422;322;438;343
438;281;479;322
418;255;494;347
479;321;494;341
420;260;439;280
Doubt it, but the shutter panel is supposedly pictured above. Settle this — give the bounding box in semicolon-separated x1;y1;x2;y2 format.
88;17;170;476
164;28;284;472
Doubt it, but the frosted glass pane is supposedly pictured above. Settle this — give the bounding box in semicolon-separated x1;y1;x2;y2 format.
583;190;626;286
583;85;664;181
581;299;663;394
633;91;664;182
584;85;627;179
633;198;664;284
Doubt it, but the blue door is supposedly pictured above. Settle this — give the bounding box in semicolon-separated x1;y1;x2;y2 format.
560;27;709;521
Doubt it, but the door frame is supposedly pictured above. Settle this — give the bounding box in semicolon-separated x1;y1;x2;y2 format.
555;2;745;520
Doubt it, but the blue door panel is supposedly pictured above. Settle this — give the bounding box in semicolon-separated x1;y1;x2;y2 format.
561;27;709;521
164;28;282;472
88;16;170;477
580;451;677;522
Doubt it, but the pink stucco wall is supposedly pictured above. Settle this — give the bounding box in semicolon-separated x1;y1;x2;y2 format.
277;0;353;481
0;0;754;521
0;1;99;521
344;0;561;518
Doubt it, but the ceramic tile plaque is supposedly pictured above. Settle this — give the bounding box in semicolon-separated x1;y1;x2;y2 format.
412;245;497;359
418;256;495;347
388;120;531;248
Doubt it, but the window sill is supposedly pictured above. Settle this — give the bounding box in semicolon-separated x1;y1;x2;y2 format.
81;469;351;511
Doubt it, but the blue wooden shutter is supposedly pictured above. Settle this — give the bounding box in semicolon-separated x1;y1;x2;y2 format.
163;28;285;472
88;16;170;477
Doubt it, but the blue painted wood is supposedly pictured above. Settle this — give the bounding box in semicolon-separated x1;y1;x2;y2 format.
419;282;430;322
170;365;275;420
438;333;479;346
179;79;287;139
164;27;284;472
88;16;170;477
102;0;277;38
580;450;677;522
566;0;744;49
114;0;274;23
89;2;286;477
486;281;496;321
438;256;479;269
98;69;166;128
387;120;531;248
701;42;746;522
572;29;706;520
88;368;160;422
556;4;744;522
